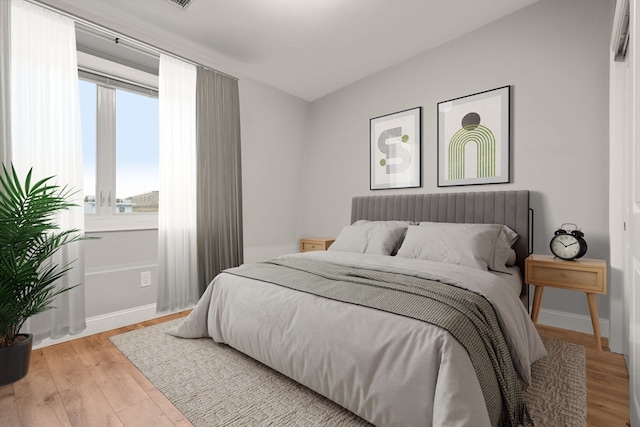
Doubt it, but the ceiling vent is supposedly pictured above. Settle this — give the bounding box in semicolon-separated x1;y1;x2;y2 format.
167;0;194;10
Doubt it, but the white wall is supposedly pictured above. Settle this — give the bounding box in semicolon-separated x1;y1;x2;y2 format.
84;76;308;318
239;78;309;262
299;1;613;326
84;229;158;317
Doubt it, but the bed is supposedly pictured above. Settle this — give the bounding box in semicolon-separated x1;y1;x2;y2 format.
168;190;547;427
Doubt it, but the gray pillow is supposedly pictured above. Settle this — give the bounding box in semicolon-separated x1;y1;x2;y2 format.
328;221;411;256
396;222;519;273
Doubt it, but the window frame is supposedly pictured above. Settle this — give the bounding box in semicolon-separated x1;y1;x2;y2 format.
78;52;160;232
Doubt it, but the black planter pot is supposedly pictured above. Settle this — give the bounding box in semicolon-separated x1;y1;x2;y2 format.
0;334;33;386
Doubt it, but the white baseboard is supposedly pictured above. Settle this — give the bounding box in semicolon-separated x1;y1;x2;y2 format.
632;394;640;427
32;303;188;350
536;307;609;338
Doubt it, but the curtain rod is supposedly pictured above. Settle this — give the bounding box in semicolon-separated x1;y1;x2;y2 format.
75;23;160;62
28;0;239;81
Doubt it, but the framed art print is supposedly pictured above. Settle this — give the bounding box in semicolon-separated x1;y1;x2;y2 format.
370;107;421;190
437;86;510;187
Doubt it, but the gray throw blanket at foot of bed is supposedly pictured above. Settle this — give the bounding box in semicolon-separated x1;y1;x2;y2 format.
225;257;531;427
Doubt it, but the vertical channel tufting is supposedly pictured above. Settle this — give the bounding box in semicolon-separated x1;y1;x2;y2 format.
445;193;455;223
373;197;380;220
391;196;400;220
484;192;495;224
407;197;416;222
382;197;387;219
474;193;484;224
401;197;407;221
350;190;531;306
424;194;433;221
352;191;529;238
462;193;470;223
508;196;516;232
495;192;506;226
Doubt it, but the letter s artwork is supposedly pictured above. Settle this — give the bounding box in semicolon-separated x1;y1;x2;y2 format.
378;127;411;174
370;107;421;190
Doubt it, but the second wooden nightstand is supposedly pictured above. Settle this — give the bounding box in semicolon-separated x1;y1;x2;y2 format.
300;237;335;252
525;254;607;350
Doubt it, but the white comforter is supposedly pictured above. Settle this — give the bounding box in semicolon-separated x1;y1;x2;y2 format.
168;251;547;427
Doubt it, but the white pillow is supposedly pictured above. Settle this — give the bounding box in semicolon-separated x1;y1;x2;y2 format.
420;222;519;273
396;222;519;272
328;221;410;256
496;225;519;268
505;248;517;266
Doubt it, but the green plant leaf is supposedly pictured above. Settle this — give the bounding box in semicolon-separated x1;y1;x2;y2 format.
0;163;93;347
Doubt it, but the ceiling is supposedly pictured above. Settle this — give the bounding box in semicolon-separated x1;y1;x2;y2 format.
39;0;537;101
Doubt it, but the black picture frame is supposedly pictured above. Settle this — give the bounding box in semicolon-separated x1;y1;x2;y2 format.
437;86;510;187
370;107;422;190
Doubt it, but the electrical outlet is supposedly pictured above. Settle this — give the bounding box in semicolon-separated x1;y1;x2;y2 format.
141;271;151;287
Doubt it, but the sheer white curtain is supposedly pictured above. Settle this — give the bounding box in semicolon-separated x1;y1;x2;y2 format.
0;0;10;165
157;54;199;312
9;0;86;340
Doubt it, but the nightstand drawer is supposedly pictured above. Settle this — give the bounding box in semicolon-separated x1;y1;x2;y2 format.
525;254;607;294
527;265;603;292
301;241;326;251
300;237;335;252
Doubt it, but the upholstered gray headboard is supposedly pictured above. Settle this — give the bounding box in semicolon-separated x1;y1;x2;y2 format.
351;190;531;307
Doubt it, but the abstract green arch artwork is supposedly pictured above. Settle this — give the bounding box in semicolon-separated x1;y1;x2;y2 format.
448;123;496;180
437;85;510;187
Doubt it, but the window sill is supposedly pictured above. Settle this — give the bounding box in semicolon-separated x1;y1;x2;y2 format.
85;214;158;233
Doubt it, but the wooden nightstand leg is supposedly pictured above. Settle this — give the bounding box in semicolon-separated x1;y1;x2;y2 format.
531;285;544;323
586;293;602;351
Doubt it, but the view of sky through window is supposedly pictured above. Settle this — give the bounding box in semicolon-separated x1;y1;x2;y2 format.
115;88;159;200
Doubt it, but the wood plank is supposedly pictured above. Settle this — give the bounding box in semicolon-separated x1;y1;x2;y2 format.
107;345;157;392
105;340;192;425
116;398;175;427
42;340;123;427
13;349;72;427
72;334;148;413
42;341;94;391
58;385;124;427
537;323;611;351
147;388;194;426
0;383;20;427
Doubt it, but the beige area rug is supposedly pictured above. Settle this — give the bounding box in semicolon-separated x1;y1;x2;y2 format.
110;319;586;427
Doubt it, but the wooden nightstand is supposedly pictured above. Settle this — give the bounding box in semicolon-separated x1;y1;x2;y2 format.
300;237;335;252
525;254;607;351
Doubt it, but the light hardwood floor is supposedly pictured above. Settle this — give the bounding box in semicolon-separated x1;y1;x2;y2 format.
0;312;630;427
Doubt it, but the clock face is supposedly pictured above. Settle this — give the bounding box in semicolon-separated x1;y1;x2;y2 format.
550;234;581;260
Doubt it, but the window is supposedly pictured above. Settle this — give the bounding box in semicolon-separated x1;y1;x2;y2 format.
79;79;97;214
78;52;160;231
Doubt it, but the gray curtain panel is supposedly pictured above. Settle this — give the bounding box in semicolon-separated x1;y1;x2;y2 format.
196;67;243;296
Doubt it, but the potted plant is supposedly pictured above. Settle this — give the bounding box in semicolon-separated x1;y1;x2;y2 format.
0;164;87;386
